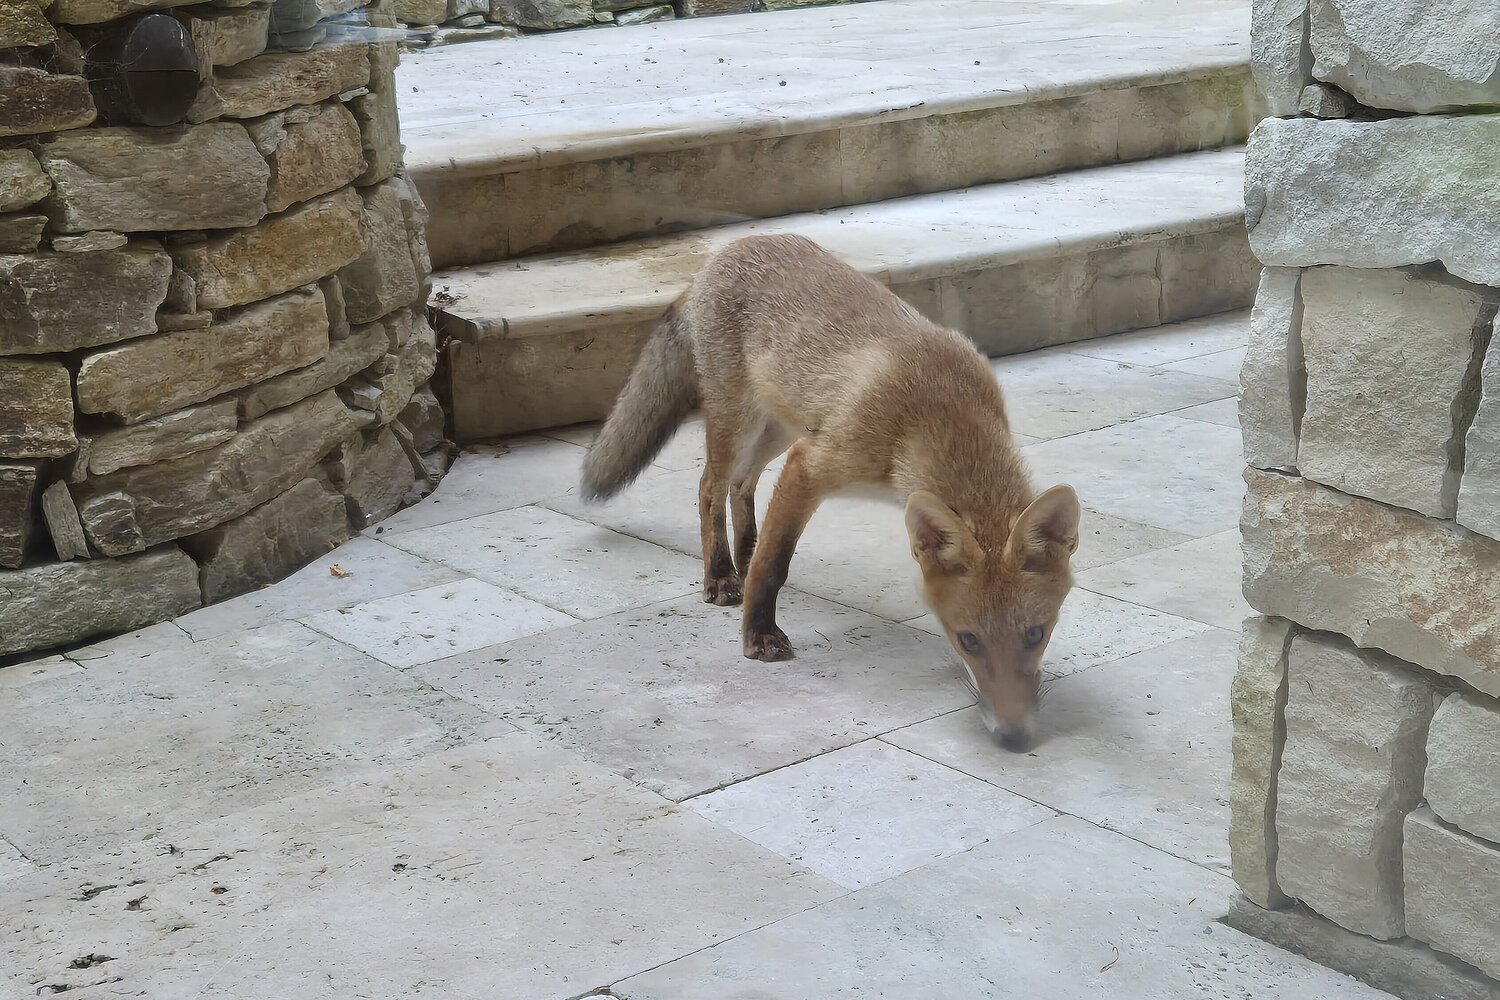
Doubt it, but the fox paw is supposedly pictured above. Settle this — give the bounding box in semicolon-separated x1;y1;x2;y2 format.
743;627;794;662
703;575;743;606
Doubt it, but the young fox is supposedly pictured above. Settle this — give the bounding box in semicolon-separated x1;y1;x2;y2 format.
581;235;1081;750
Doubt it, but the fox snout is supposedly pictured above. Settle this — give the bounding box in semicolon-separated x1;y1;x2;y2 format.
961;660;1038;753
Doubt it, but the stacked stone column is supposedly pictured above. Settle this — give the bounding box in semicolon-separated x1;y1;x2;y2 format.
1232;2;1500;996
1;0;447;657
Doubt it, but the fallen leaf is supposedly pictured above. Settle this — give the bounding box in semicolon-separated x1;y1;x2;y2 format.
329;564;350;579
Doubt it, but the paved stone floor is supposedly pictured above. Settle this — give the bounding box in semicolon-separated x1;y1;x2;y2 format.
0;312;1393;997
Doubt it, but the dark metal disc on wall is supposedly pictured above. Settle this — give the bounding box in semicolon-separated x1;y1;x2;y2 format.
86;13;200;127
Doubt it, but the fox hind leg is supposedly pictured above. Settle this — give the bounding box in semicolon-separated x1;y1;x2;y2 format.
699;413;744;606
730;422;793;576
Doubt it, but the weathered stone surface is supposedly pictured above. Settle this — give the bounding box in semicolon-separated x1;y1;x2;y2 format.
1243;470;1500;698
1251;0;1311;115
394;0;444;24
73;390;358;555
1231;616;1292;909
0;0;54;47
350;86;401;188
1275;633;1435;939
78;285;329;423
1296;267;1486;517
321;275;351;340
341;310;435;424
490;0;590;28
617;4;673;23
342;425;412;528
0;461;39;568
0;213;46;253
240;317;387;420
52;231;128;252
271;0;363;33
40;481;89;561
1297;83;1354;118
1424;691;1500;844
677;0;750;13
1459;315;1500;542
1404;807;1500;981
1246;115;1500;287
76;490;142;554
260;103;365;214
400;386;445;452
187;42;369;123
338;182;420;324
49;0;182;23
1227;897;1500;1000
390;171;431;284
82;399;239;477
0;67;95;138
1308;0;1500;114
188;4;270;73
39;124;268;233
0;547;199;657
0;150;50;214
0;359;75;459
0;246;171;355
170;186;366;310
187;477;349;602
1241;267;1302;473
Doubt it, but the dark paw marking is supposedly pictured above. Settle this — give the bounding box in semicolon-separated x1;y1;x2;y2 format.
703;575;743;606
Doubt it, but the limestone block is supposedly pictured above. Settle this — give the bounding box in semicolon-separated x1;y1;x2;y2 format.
0;461;40;568
187;42;370;123
0;547;200;658
399;386;445;452
260;102;366;214
239;317;387;420
1296;267;1487;517
338;181;420;324
1459;316;1500;541
490;0;591;27
0;246;171;355
0;359;76;459
1297;83;1354;119
676;0;750;14
1424;691;1500;844
321;275;351;340
76;490;142;554
617;4;672;23
1243;470;1500;698
1240;267;1302;472
49;0;182;23
1252;0;1312;116
0;214;46;253
81;399;239;477
39;124;268;233
447;0;485;17
1245;115;1500;287
270;0;363;33
1231;616;1293;909
0;150;50;214
77;285;329;423
395;0;445;23
188;4;270;73
390;172;431;282
52;231;128;252
350;86;402;188
40;481;89;561
0;67;95;138
342;426;412;528
1275;634;1435;938
1404;807;1500;980
73;389;358;554
0;0;53;46
1308;0;1500;114
170;186;367;309
187;477;349;602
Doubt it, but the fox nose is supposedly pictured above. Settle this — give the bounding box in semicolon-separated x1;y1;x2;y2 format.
994;726;1032;753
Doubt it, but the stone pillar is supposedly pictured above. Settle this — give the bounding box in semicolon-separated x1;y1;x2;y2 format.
1231;2;1500;996
1;0;447;656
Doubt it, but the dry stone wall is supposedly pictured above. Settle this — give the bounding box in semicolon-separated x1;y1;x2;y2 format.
395;0;882;51
1233;2;1500;995
0;0;448;659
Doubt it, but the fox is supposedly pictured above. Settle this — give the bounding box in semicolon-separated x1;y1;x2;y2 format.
580;234;1081;751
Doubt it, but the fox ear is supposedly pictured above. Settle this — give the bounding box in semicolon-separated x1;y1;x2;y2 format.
905;492;979;577
1008;485;1081;571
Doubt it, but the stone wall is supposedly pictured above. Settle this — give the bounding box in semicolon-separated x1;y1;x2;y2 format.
396;0;882;51
1232;3;1500;996
1;0;447;659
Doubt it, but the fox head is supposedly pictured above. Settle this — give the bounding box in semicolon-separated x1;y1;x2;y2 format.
905;485;1080;752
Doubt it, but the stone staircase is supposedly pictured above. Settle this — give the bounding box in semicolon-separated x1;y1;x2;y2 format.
398;0;1264;438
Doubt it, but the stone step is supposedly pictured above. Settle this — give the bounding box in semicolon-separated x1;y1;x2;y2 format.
432;149;1256;439
397;0;1261;270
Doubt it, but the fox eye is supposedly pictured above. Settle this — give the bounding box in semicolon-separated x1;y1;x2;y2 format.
1023;625;1045;649
957;632;981;653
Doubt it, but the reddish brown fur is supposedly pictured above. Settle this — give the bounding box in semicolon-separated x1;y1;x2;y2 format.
583;234;1081;747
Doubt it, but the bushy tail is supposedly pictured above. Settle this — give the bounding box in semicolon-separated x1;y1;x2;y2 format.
580;305;698;501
